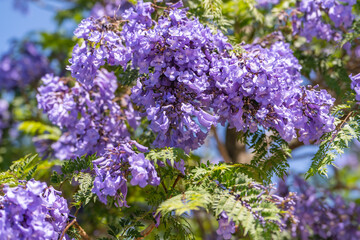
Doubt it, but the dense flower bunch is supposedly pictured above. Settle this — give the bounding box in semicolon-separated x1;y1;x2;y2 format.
350;73;360;101
68;1;228;152
292;0;355;42
67;17;131;86
0;180;69;239
92;141;160;207
277;177;360;240
0;99;10;143
0;42;50;90
213;41;335;143
37;69;138;159
65;1;336;152
90;0;132;18
124;1;228;152
290;86;335;144
213;41;302;140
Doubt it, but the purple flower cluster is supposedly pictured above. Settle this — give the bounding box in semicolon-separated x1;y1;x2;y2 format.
92;141;160;207
67;17;131;86
216;211;236;240
0;99;10;143
292;0;355;42
0;42;50;90
277;177;360;240
66;1;336;152
37;69;138;159
123;1;229;152
68;1;228;152
0;180;69;239
290;86;335;144
213;41;335;143
350;73;360;102
90;0;132;18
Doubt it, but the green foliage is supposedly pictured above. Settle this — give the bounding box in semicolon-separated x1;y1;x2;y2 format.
40;32;75;70
158;163;282;239
73;172;95;206
158;190;211;215
53;0;94;25
341;19;360;47
238;130;291;183
241;0;265;23
66;226;82;240
294;41;352;100
60;154;96;176
306;102;360;178
18;121;61;141
159;215;195;240
51;154;96;182
51;154;97;207
146;147;188;170
187;0;231;32
106;65;139;87
99;216;145;240
0;154;39;186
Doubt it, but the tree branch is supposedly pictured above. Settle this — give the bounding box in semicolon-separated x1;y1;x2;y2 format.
136;174;184;239
60;219;76;240
59;219;90;240
211;126;232;163
74;221;90;240
136;223;156;240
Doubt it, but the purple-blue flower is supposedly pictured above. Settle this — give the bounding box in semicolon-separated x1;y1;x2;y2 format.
216;211;236;240
0;180;69;239
92;141;160;207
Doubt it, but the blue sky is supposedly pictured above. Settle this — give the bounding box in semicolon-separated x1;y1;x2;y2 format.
0;0;55;53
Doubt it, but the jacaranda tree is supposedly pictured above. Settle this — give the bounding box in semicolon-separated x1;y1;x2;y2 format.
1;0;360;239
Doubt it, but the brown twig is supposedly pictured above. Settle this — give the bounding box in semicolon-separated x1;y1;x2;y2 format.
136;174;184;239
211;126;232;163
136;223;156;240
60;219;76;240
172;174;182;190
74;221;90;240
74;206;81;217
331;111;354;143
161;181;168;194
60;219;90;240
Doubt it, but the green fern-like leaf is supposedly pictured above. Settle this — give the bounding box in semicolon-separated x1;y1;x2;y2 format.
73;172;95;206
147;147;188;169
305;100;360;178
61;154;96;176
0;172;18;186
239;130;292;183
306;114;360;178
341;19;360;47
18;121;61;141
159;164;282;239
158;190;211;216
0;154;40;187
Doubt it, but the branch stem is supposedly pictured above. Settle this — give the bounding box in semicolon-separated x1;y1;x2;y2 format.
211;126;232;163
60;219;76;240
